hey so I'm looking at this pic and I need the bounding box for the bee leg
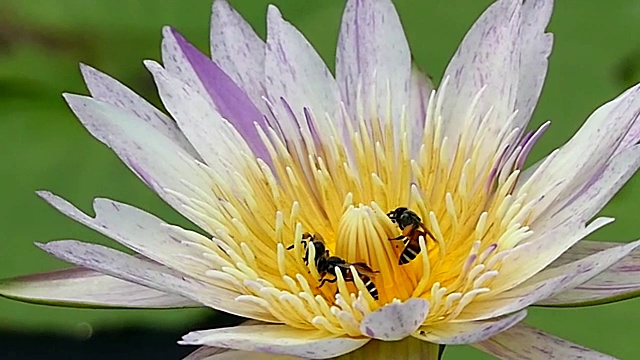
[286,244,295,250]
[389,235,406,241]
[318,277,337,288]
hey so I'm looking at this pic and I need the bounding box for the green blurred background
[1,0,640,358]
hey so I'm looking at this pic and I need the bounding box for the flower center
[175,81,548,335]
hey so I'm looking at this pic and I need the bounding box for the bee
[287,233,379,300]
[387,207,436,265]
[317,256,379,300]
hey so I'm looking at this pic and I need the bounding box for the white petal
[63,94,214,230]
[37,191,212,282]
[38,240,276,322]
[79,64,198,156]
[440,0,519,145]
[539,144,640,233]
[161,27,271,162]
[524,84,640,223]
[0,266,198,308]
[265,6,343,148]
[359,298,429,341]
[489,216,613,294]
[145,60,254,175]
[180,325,369,359]
[460,238,640,321]
[414,310,526,345]
[408,64,434,155]
[537,240,640,306]
[336,0,411,125]
[210,0,266,115]
[473,323,616,359]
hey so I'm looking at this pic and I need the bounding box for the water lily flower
[3,0,640,358]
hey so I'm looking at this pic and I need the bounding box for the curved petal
[37,240,277,322]
[414,310,526,345]
[0,266,199,308]
[180,325,369,360]
[63,94,214,231]
[336,337,440,360]
[161,27,270,162]
[210,0,267,118]
[537,240,640,307]
[79,64,198,156]
[265,6,343,145]
[336,0,411,127]
[145,60,259,174]
[37,191,214,283]
[439,0,552,149]
[460,238,640,321]
[359,298,429,341]
[524,84,640,223]
[408,63,434,155]
[473,323,616,359]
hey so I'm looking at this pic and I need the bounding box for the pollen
[174,79,547,336]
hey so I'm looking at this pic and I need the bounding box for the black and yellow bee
[387,207,436,265]
[288,233,379,300]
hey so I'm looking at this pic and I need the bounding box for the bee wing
[419,223,437,241]
[351,262,379,277]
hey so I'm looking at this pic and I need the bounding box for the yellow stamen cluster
[175,80,541,336]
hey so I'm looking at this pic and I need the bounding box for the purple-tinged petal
[63,94,215,231]
[359,298,429,341]
[473,323,616,359]
[180,325,369,360]
[210,0,267,118]
[524,84,640,223]
[161,27,270,163]
[461,238,640,321]
[439,0,553,152]
[408,64,434,155]
[336,0,411,126]
[79,64,198,157]
[414,310,526,345]
[488,216,613,295]
[146,60,257,176]
[37,240,277,322]
[0,266,199,309]
[545,145,640,231]
[265,6,343,152]
[537,240,640,307]
[37,191,214,284]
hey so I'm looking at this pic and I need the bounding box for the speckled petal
[408,64,434,155]
[336,0,411,125]
[37,191,212,281]
[359,298,429,341]
[461,238,640,321]
[538,240,640,307]
[79,64,198,156]
[473,323,616,359]
[63,94,214,230]
[0,265,198,308]
[210,0,267,118]
[161,27,270,162]
[265,6,343,146]
[180,325,369,360]
[414,310,526,345]
[37,240,276,322]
